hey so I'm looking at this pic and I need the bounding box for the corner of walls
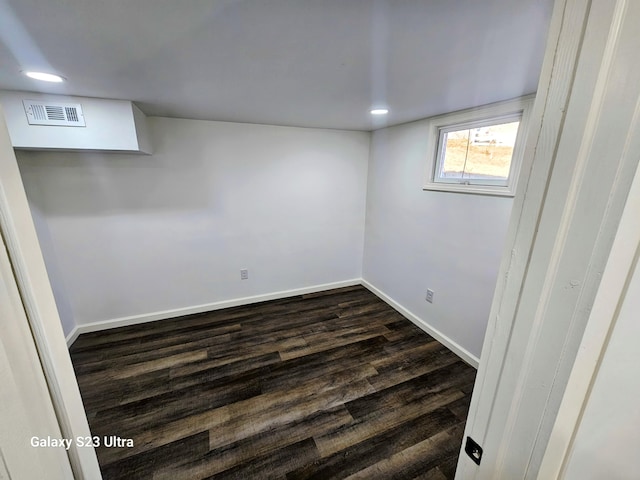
[361,279,479,367]
[20,117,371,338]
[364,124,485,367]
[358,130,374,278]
[21,106,500,367]
[362,119,513,364]
[14,156,78,340]
[65,327,80,348]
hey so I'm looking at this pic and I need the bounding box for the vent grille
[45,105,65,120]
[31,104,47,121]
[65,106,79,122]
[23,100,86,127]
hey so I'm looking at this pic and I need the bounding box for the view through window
[436,120,520,185]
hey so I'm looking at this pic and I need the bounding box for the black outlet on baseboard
[465,436,483,465]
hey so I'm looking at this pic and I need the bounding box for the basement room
[7,0,635,479]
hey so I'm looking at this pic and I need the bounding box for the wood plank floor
[70,286,476,480]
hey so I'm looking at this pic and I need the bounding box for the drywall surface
[0,90,151,153]
[16,117,369,326]
[563,258,640,480]
[363,119,513,358]
[25,202,76,336]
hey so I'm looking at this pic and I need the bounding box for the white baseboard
[68,279,361,345]
[65,326,80,347]
[361,279,480,368]
[67,277,480,369]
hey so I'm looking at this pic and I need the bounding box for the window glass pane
[462,121,520,181]
[438,120,520,185]
[439,129,469,181]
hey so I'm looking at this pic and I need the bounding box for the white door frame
[537,106,640,478]
[0,214,74,479]
[457,0,640,478]
[0,105,102,479]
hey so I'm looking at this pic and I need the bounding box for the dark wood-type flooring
[70,285,476,480]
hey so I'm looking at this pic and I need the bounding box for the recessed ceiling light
[22,71,65,83]
[370,108,389,115]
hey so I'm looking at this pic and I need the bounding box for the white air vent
[23,100,86,127]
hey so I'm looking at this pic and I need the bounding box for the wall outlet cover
[426,289,434,303]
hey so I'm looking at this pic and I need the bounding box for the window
[423,96,533,196]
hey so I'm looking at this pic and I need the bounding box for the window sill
[422,183,515,197]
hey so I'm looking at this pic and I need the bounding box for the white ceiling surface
[0,0,554,131]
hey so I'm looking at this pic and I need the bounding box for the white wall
[562,257,640,480]
[16,111,510,361]
[26,202,76,335]
[362,119,513,360]
[16,117,369,332]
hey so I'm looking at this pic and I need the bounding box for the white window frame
[423,96,534,197]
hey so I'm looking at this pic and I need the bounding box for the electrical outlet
[426,289,434,303]
[240,269,249,280]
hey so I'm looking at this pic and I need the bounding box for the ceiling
[0,0,554,131]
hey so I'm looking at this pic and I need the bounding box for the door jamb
[0,105,102,479]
